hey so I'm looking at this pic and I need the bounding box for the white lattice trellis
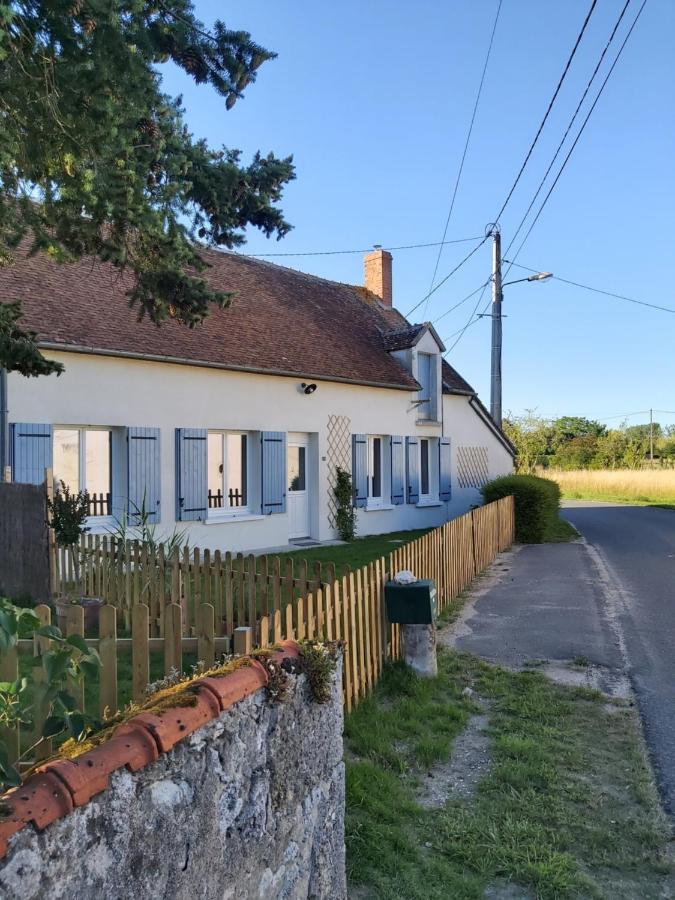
[457,446,490,489]
[326,414,351,527]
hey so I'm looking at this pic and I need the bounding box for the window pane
[371,437,382,498]
[288,445,306,492]
[208,433,224,508]
[54,429,80,493]
[85,430,111,513]
[420,439,429,495]
[85,430,111,495]
[418,354,433,418]
[227,433,247,507]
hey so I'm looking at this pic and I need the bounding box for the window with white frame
[207,432,249,514]
[53,427,112,517]
[419,437,439,501]
[367,435,390,507]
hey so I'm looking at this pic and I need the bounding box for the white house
[1,246,513,552]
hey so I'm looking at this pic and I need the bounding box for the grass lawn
[273,528,431,573]
[345,649,674,899]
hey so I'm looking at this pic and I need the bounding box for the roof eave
[37,342,420,393]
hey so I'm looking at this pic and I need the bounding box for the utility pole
[490,227,503,427]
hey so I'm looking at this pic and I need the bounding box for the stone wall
[0,657,345,900]
[0,482,50,601]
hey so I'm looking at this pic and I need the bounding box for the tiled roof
[0,246,421,390]
[381,324,425,351]
[442,359,475,395]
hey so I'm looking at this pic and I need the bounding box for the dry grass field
[544,468,675,507]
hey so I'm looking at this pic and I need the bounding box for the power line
[405,236,488,317]
[492,0,599,226]
[236,235,483,258]
[442,283,491,353]
[505,0,649,269]
[504,260,675,315]
[502,0,632,263]
[431,278,492,325]
[423,0,503,317]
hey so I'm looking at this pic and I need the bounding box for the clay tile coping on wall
[0,640,301,859]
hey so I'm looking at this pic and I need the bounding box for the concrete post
[401,623,437,678]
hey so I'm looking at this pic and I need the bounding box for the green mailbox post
[384,579,437,625]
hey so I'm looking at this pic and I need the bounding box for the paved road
[561,501,675,815]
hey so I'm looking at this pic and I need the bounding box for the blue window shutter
[175,428,207,521]
[390,435,405,505]
[406,436,419,504]
[128,427,161,524]
[352,434,368,509]
[261,431,286,514]
[439,436,452,501]
[11,423,52,484]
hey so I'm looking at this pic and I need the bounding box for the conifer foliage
[0,1,295,374]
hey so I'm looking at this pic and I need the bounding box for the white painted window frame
[418,436,440,505]
[207,430,252,520]
[53,425,114,524]
[366,434,392,509]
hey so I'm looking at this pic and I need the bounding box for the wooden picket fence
[4,495,514,765]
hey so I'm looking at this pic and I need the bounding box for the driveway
[441,500,675,816]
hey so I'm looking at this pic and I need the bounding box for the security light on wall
[300,382,317,395]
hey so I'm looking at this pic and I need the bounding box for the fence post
[234,626,253,656]
[99,604,118,717]
[45,467,58,599]
[197,602,215,667]
[0,642,19,764]
[132,602,150,701]
[33,604,53,761]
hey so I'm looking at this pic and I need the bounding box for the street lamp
[488,225,552,427]
[502,272,553,287]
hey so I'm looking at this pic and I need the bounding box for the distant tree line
[504,412,675,473]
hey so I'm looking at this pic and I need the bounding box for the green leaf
[43,650,71,683]
[43,714,66,737]
[65,634,90,655]
[37,625,64,641]
[79,659,100,680]
[56,689,77,711]
[66,712,86,741]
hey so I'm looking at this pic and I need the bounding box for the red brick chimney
[364,248,392,306]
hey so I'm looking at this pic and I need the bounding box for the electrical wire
[442,284,491,353]
[236,235,483,258]
[505,0,649,269]
[421,0,598,330]
[492,0,599,226]
[405,236,488,317]
[502,0,632,263]
[431,278,492,325]
[423,0,503,317]
[504,260,675,315]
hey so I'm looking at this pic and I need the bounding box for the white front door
[287,434,310,539]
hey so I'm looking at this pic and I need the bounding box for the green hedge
[481,474,561,543]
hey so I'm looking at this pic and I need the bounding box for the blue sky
[162,1,675,430]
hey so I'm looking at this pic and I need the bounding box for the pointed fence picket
[8,496,514,768]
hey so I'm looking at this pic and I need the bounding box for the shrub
[334,467,356,541]
[481,474,561,543]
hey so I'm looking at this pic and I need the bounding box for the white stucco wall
[8,351,512,552]
[443,393,514,516]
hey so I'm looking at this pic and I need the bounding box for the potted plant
[47,480,102,632]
